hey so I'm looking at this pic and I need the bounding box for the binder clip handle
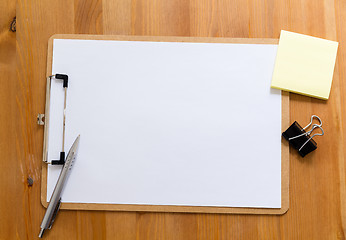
[289,115,324,141]
[303,115,322,130]
[289,124,324,151]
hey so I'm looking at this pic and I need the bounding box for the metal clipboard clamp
[38,74,68,165]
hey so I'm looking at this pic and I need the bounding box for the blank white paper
[47,39,281,208]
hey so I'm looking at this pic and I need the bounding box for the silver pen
[39,135,80,238]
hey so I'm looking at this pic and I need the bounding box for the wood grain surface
[1,0,345,239]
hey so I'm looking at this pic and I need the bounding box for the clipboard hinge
[37,114,45,125]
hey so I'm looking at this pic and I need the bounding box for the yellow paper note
[271,30,338,100]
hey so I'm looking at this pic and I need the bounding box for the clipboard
[40,35,289,215]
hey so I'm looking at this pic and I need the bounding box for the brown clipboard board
[41,35,289,215]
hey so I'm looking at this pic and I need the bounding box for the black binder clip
[282,115,324,157]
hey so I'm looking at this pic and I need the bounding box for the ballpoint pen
[39,135,80,238]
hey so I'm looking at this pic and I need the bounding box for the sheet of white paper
[47,39,281,208]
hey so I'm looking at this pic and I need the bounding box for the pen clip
[48,197,62,229]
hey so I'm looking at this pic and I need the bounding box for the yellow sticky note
[271,30,338,100]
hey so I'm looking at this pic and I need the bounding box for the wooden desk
[1,0,345,239]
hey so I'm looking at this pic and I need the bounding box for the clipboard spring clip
[38,74,69,165]
[282,115,324,157]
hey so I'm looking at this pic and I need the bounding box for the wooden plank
[15,0,75,239]
[0,1,25,239]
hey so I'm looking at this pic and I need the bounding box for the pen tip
[38,228,45,238]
